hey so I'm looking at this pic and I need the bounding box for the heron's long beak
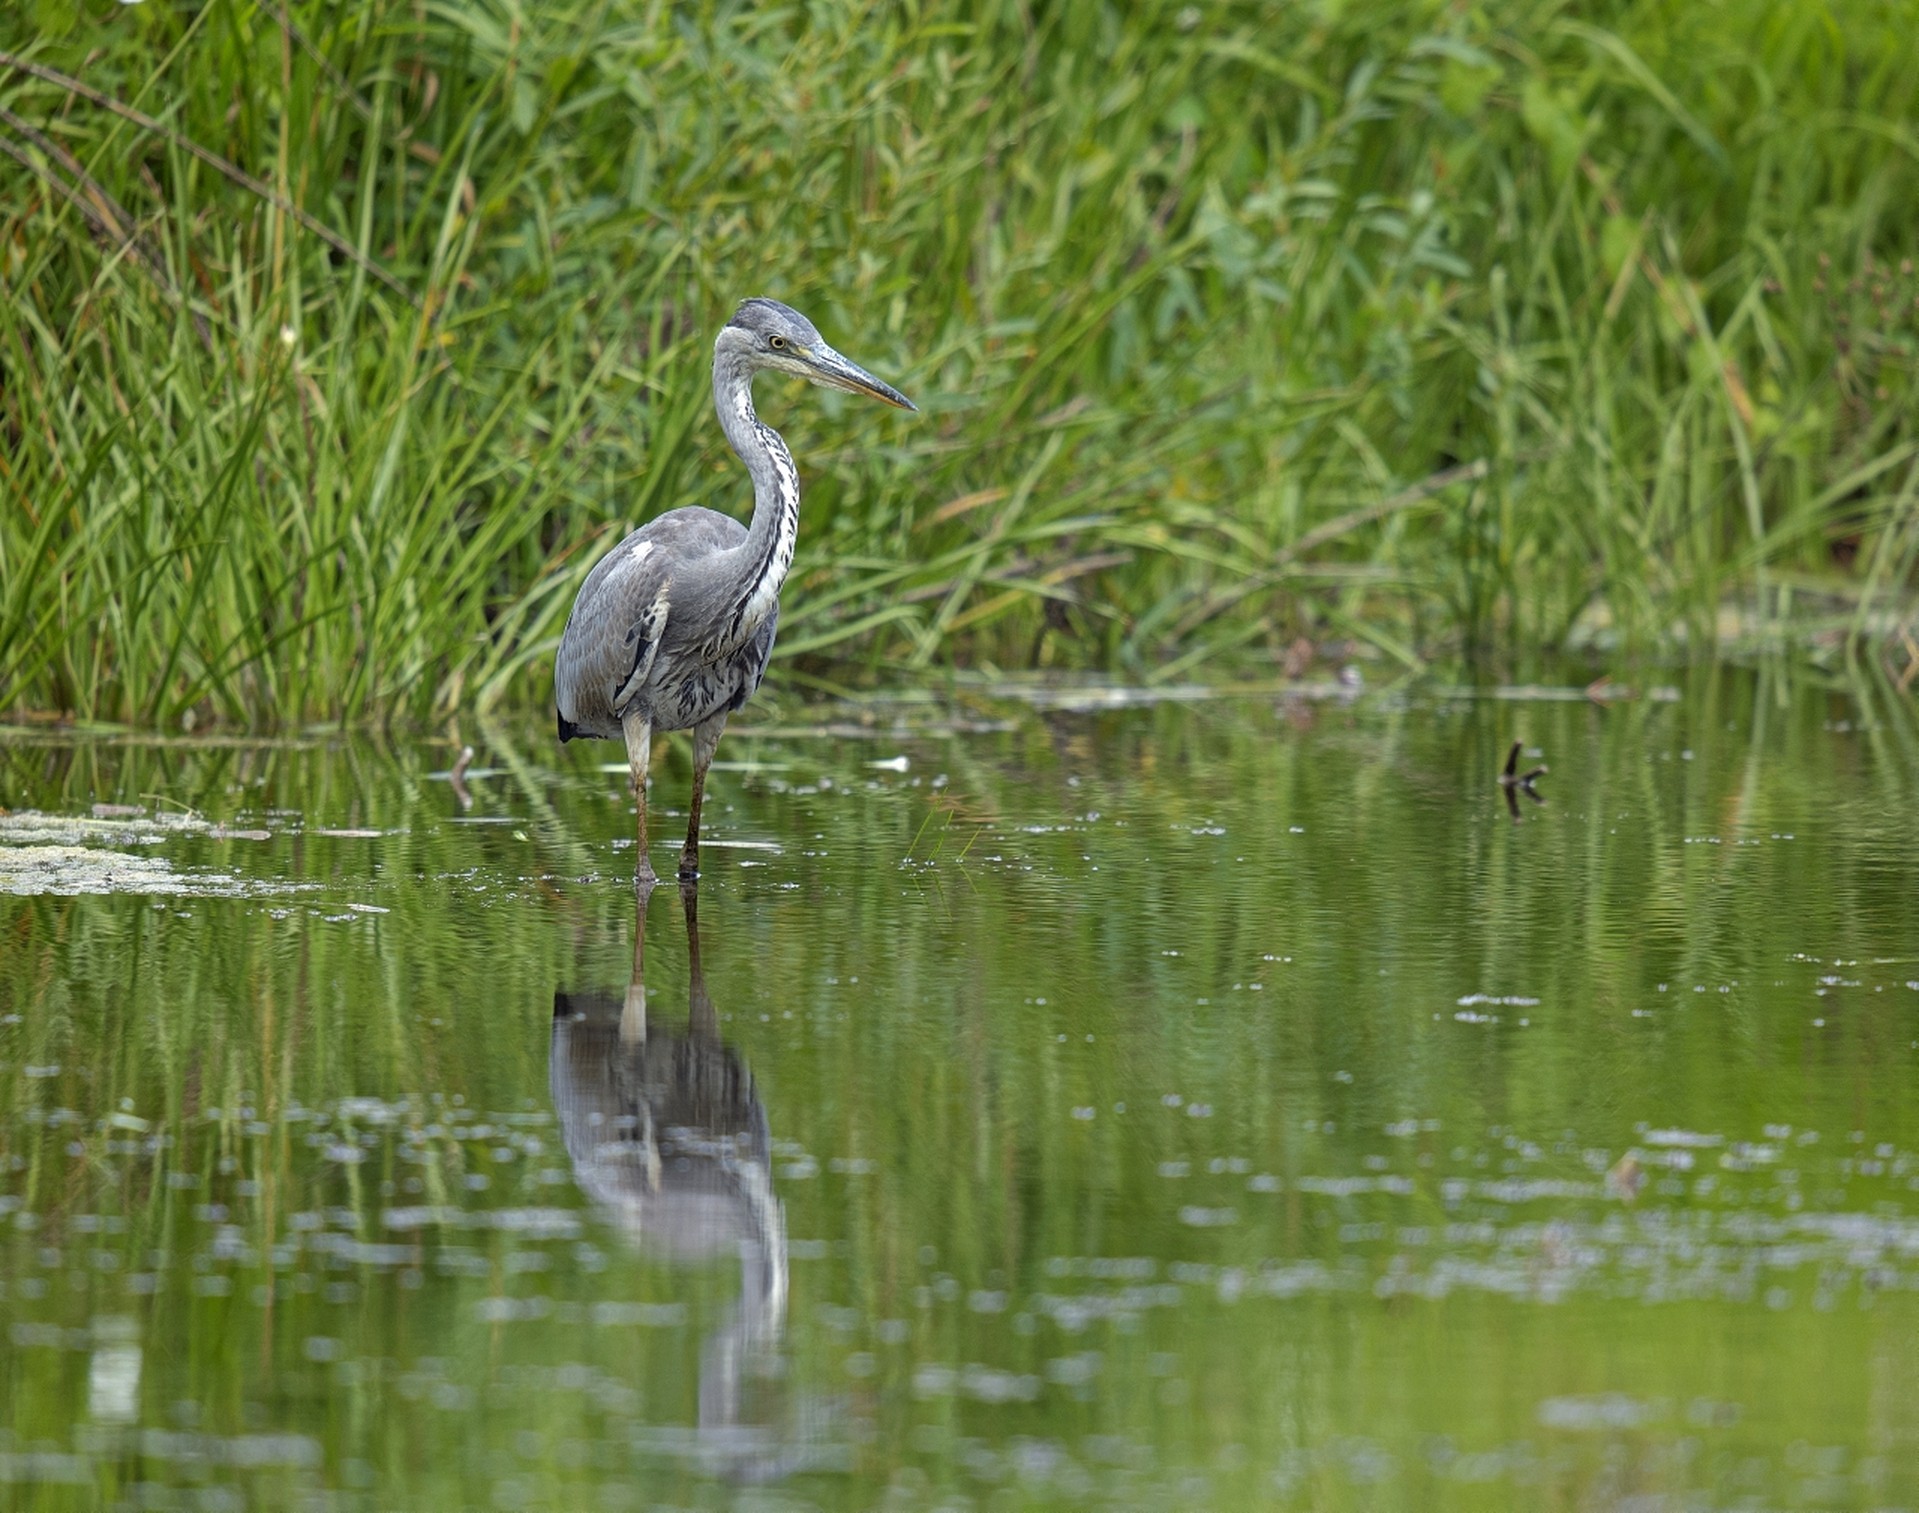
[807,345,917,411]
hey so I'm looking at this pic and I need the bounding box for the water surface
[3,670,1918,1509]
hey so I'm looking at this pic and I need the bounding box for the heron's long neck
[713,356,800,644]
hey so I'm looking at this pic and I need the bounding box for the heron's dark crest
[728,297,820,341]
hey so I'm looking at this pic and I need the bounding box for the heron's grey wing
[555,533,674,735]
[555,510,749,735]
[634,508,754,653]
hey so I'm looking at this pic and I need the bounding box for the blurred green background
[3,0,1918,726]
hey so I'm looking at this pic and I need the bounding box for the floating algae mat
[1,672,1917,1509]
[0,808,312,898]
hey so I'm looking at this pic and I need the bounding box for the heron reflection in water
[550,885,813,1480]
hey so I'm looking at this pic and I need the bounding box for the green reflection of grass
[0,681,1916,1508]
[4,5,1919,725]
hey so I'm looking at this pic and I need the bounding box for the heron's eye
[769,335,786,350]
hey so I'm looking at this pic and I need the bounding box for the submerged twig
[449,744,476,811]
[1498,740,1549,823]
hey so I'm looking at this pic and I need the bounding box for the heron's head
[718,298,917,411]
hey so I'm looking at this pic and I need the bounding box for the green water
[3,670,1918,1511]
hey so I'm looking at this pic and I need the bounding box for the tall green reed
[2,0,1916,726]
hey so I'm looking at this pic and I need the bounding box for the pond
[2,668,1918,1511]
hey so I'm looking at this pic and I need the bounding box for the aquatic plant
[2,0,1916,725]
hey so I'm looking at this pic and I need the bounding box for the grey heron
[555,298,915,887]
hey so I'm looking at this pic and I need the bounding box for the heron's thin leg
[622,710,657,892]
[680,712,729,882]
